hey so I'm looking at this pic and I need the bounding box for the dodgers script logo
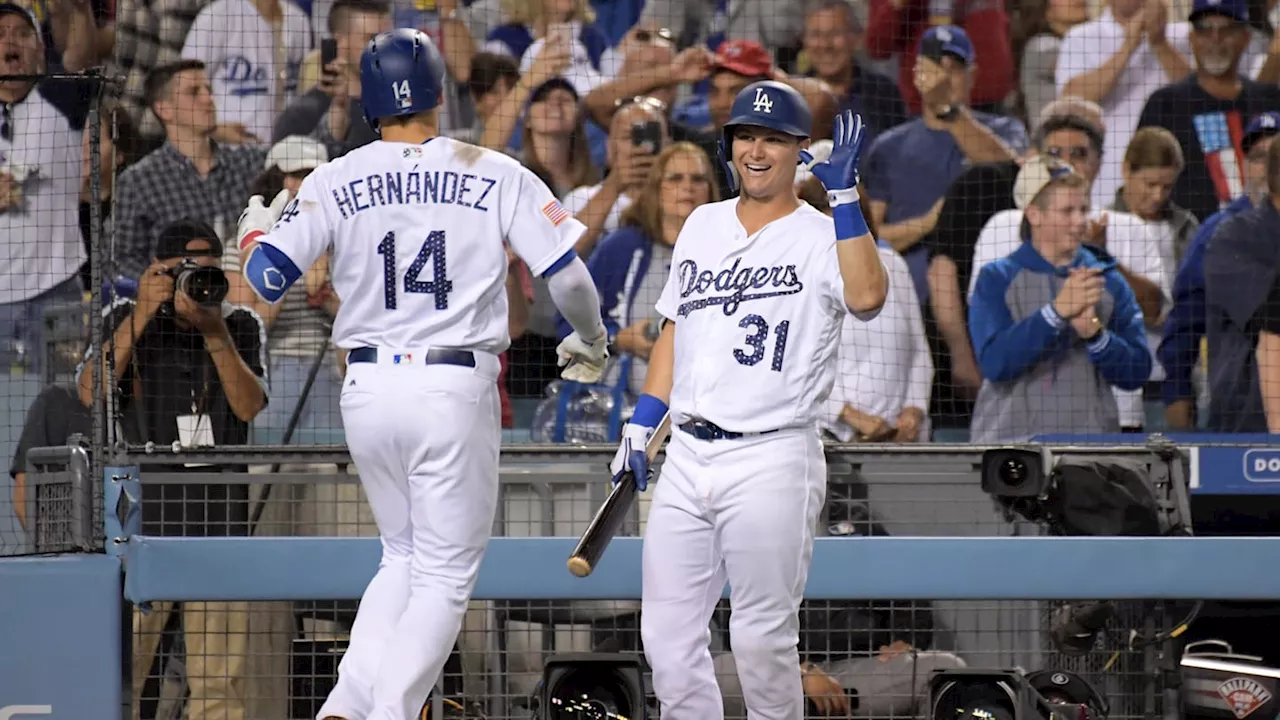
[677,258,803,317]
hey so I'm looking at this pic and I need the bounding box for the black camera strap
[190,348,214,417]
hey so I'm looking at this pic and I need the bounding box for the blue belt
[346,347,476,368]
[678,419,779,442]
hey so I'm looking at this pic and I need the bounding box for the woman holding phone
[484,0,622,95]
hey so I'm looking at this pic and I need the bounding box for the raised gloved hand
[556,331,610,384]
[237,188,291,251]
[609,394,668,491]
[800,110,870,240]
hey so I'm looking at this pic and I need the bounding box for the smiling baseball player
[613,82,888,720]
[235,29,609,720]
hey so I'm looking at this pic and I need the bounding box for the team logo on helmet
[937,27,953,41]
[752,87,773,114]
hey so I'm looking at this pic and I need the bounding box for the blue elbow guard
[244,243,302,303]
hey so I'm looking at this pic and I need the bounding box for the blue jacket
[1157,194,1252,404]
[555,225,658,342]
[967,241,1153,442]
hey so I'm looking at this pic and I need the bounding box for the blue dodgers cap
[918,25,974,65]
[1243,112,1280,154]
[1190,0,1247,23]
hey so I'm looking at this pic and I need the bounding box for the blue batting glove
[610,423,653,491]
[608,394,667,492]
[800,110,870,239]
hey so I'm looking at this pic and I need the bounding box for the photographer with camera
[75,219,266,720]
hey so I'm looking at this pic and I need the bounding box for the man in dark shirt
[799,0,907,149]
[9,384,91,533]
[75,219,267,720]
[1137,0,1280,222]
[1205,139,1280,434]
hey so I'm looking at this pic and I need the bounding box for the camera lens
[177,266,230,306]
[999,458,1029,486]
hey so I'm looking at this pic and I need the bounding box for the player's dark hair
[619,142,719,241]
[468,53,520,101]
[328,0,390,34]
[144,60,207,109]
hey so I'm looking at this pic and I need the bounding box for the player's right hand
[237,188,291,250]
[610,422,654,491]
[556,331,609,383]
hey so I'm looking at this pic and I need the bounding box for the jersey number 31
[378,230,453,311]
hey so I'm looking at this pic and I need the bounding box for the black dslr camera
[169,260,229,307]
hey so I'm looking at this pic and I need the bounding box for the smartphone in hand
[321,38,339,69]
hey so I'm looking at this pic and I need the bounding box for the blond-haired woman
[555,142,718,393]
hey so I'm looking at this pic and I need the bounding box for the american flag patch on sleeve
[542,200,570,227]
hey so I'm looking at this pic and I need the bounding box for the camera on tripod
[979,445,1192,656]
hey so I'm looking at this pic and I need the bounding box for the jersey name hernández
[255,138,584,354]
[654,200,852,434]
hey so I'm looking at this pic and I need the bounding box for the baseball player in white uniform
[612,81,889,720]
[234,30,610,720]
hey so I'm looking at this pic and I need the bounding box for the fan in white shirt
[182,0,313,144]
[825,244,933,442]
[795,173,934,443]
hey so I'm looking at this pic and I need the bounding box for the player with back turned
[234,29,611,720]
[611,83,889,720]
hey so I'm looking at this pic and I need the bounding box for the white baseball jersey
[182,0,312,143]
[655,199,862,433]
[255,137,586,353]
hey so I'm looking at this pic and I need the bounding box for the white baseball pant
[640,426,828,720]
[317,349,501,720]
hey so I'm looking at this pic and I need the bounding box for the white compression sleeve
[545,256,607,341]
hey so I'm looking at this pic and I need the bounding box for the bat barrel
[566,473,638,577]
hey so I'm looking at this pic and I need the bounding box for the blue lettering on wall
[676,258,804,317]
[329,170,500,219]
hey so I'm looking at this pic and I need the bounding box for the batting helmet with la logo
[722,80,813,141]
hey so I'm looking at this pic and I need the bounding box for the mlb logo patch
[542,200,569,227]
[403,147,423,159]
[1219,678,1274,719]
[393,353,413,364]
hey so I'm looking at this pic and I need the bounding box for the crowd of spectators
[4,0,1280,451]
[5,0,1280,712]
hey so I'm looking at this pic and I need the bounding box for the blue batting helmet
[722,80,812,142]
[360,29,446,133]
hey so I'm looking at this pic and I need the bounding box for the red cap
[713,40,773,78]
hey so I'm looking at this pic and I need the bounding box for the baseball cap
[266,135,329,174]
[1243,111,1280,154]
[1189,0,1247,23]
[155,219,223,261]
[918,25,974,65]
[0,2,39,36]
[1013,154,1078,210]
[528,76,579,105]
[713,40,774,78]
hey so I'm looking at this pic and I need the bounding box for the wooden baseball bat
[567,412,672,578]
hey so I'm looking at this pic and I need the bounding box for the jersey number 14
[378,230,453,310]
